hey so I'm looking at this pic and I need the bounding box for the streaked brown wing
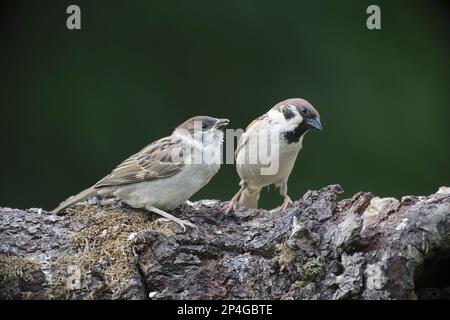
[94,136,184,188]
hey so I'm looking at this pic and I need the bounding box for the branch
[1,185,449,299]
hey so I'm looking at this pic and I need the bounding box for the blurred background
[0,0,448,210]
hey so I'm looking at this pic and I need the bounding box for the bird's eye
[301,108,308,116]
[202,123,209,130]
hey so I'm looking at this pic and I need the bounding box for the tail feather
[238,188,260,209]
[52,187,97,214]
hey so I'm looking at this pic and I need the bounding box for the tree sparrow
[224,98,321,213]
[52,116,229,230]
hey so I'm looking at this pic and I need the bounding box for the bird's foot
[222,187,245,214]
[222,201,239,214]
[147,206,196,232]
[174,219,197,231]
[281,196,293,211]
[155,217,196,232]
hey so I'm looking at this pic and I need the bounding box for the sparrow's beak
[214,118,230,130]
[305,118,322,130]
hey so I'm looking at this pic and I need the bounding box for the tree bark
[1,185,449,300]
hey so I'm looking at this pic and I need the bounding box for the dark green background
[1,1,448,210]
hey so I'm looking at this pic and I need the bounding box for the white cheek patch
[267,108,286,122]
[172,129,224,165]
[173,131,201,149]
[214,130,225,143]
[203,130,219,145]
[267,106,303,132]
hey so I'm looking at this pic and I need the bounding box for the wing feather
[94,137,184,188]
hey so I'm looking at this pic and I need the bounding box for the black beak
[214,118,230,130]
[305,118,322,130]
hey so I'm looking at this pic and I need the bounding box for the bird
[52,116,230,231]
[224,98,321,213]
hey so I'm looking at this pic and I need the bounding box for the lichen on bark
[0,185,449,300]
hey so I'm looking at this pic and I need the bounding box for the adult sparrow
[224,98,321,213]
[52,116,229,230]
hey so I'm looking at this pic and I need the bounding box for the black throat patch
[283,122,309,144]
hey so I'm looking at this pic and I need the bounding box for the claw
[280,195,293,211]
[223,187,245,214]
[222,201,238,214]
[179,219,197,230]
[155,217,171,224]
[147,206,196,232]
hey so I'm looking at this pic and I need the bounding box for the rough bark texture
[1,185,449,300]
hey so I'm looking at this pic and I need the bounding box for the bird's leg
[146,206,196,232]
[279,181,292,211]
[281,195,293,210]
[223,186,245,214]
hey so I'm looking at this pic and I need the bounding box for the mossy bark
[1,185,449,299]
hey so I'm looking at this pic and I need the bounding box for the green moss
[48,206,174,299]
[301,258,323,282]
[278,241,298,272]
[0,255,42,299]
[291,280,305,289]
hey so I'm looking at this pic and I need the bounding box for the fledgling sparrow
[52,116,229,230]
[224,98,321,213]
